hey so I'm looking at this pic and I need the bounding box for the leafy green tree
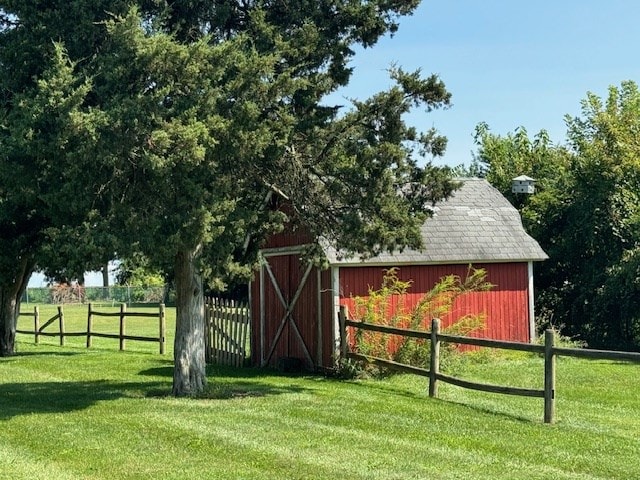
[561,81,640,348]
[114,254,165,287]
[474,81,640,350]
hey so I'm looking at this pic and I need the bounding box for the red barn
[250,178,548,370]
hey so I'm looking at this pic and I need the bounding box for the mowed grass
[2,306,639,479]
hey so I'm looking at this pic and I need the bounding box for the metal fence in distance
[22,285,167,306]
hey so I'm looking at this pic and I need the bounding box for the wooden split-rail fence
[18,303,166,354]
[338,306,640,424]
[204,297,250,367]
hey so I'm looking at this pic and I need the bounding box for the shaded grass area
[1,342,639,479]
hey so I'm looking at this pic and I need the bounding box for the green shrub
[536,327,587,349]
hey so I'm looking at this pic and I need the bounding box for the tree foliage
[474,81,640,350]
[1,1,458,392]
[114,254,165,287]
[0,40,103,353]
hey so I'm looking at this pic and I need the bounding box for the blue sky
[28,2,640,287]
[328,0,640,167]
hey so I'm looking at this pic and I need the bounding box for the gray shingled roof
[326,178,548,266]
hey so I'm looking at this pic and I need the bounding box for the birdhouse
[512,175,536,194]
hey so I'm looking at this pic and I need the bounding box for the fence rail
[338,306,640,424]
[204,297,250,367]
[17,306,65,346]
[18,303,166,354]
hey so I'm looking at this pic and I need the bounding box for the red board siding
[261,228,315,250]
[252,260,532,369]
[338,263,530,343]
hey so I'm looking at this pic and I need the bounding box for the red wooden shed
[250,178,548,370]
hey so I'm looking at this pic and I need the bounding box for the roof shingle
[327,178,548,265]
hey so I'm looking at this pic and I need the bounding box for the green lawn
[2,309,640,479]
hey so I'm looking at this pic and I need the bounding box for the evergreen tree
[1,2,457,393]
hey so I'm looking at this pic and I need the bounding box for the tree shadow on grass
[0,379,167,420]
[1,351,82,360]
[0,375,309,420]
[139,365,310,399]
[145,381,309,400]
[139,364,281,379]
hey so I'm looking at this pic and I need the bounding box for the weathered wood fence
[204,297,250,367]
[18,303,166,354]
[17,306,66,346]
[338,306,640,424]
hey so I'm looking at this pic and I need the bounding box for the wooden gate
[258,246,321,369]
[204,297,250,367]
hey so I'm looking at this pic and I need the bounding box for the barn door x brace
[259,247,315,368]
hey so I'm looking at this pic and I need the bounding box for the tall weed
[351,266,492,371]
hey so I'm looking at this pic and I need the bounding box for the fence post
[203,298,210,362]
[212,298,218,364]
[58,306,65,346]
[120,303,126,351]
[221,298,227,365]
[338,305,348,361]
[86,303,93,348]
[233,300,241,368]
[429,318,441,398]
[34,306,40,345]
[240,300,249,366]
[544,329,556,424]
[159,304,166,355]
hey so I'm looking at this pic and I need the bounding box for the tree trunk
[172,247,207,396]
[0,257,33,357]
[0,288,20,357]
[102,262,109,288]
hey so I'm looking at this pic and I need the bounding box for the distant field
[2,333,639,479]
